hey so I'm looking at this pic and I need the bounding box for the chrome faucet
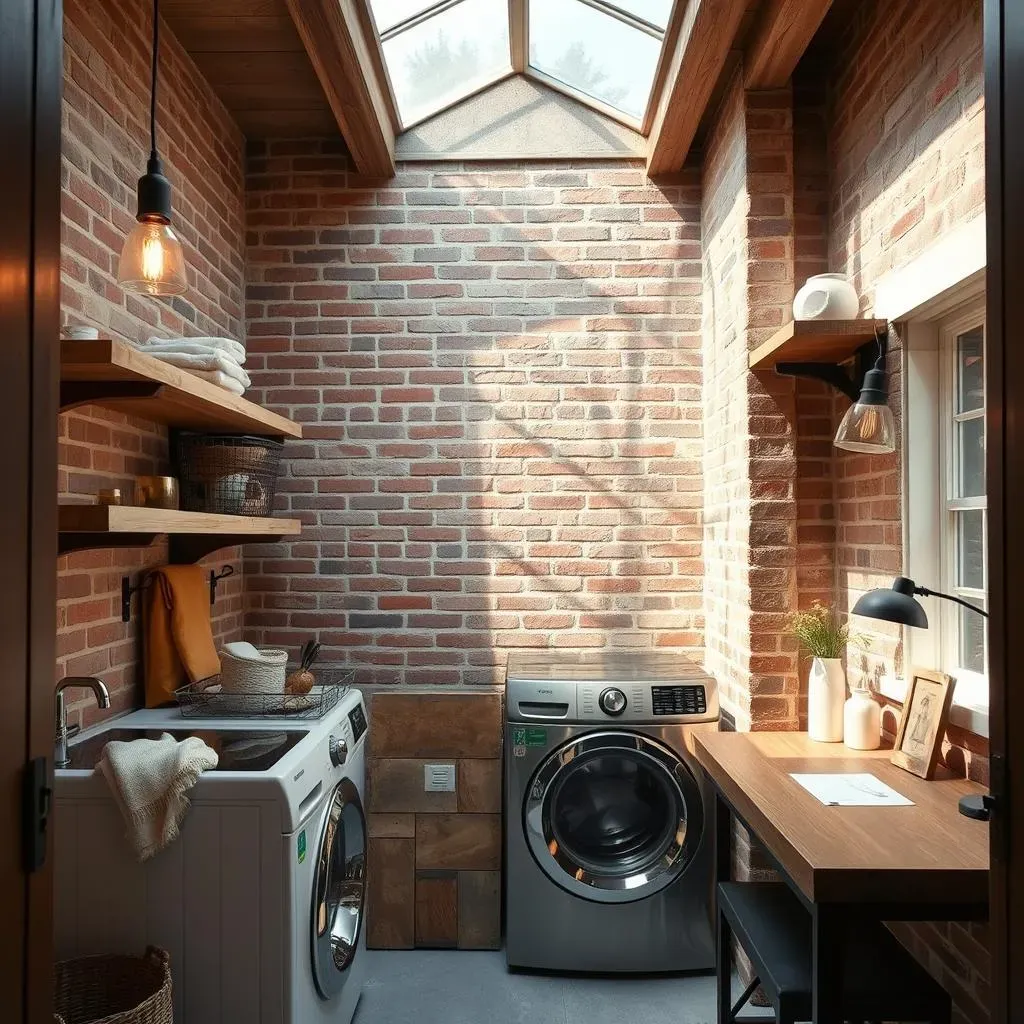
[55,676,111,768]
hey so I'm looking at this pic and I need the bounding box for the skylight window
[366,0,676,130]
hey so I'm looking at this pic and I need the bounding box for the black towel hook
[209,565,235,606]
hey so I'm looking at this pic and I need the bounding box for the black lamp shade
[851,576,929,628]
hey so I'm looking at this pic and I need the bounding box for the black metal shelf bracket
[775,325,889,401]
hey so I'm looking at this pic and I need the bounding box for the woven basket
[54,946,171,1024]
[220,646,288,696]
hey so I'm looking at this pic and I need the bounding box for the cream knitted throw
[99,733,218,862]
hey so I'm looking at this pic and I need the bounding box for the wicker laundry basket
[54,946,171,1024]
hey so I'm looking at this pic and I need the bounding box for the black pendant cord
[150,0,160,161]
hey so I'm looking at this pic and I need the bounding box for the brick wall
[59,0,247,723]
[791,1,989,1019]
[242,147,705,682]
[700,74,800,731]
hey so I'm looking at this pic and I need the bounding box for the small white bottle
[844,685,881,750]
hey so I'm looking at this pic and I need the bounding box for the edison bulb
[118,217,186,296]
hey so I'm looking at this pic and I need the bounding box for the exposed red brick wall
[242,145,704,682]
[700,73,800,731]
[59,0,247,724]
[790,0,988,1019]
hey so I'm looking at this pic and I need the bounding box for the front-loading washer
[505,651,719,973]
[55,686,368,1024]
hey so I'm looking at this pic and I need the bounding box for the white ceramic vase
[843,686,881,750]
[792,273,860,320]
[807,656,846,742]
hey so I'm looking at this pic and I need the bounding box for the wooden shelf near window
[58,504,301,562]
[748,319,888,369]
[60,339,302,439]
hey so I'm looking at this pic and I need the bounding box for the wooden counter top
[694,731,989,907]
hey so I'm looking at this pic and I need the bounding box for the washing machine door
[311,778,366,999]
[523,731,703,904]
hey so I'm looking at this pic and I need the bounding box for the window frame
[364,0,679,131]
[902,289,989,732]
[938,304,988,691]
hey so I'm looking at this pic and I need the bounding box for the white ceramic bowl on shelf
[793,273,860,320]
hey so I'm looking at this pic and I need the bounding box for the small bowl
[134,475,180,510]
[63,325,100,341]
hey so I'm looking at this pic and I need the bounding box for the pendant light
[117,0,186,296]
[832,352,896,454]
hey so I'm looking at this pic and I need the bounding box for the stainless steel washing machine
[505,652,719,973]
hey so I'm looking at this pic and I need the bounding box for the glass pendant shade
[118,216,186,296]
[833,400,896,453]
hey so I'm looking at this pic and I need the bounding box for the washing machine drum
[523,731,704,904]
[311,778,366,999]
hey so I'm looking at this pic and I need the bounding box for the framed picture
[890,668,956,780]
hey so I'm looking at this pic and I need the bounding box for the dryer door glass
[311,778,366,999]
[524,731,702,904]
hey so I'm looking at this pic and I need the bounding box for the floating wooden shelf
[58,504,301,562]
[60,339,302,439]
[748,319,888,369]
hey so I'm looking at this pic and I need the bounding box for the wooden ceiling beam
[646,0,748,179]
[285,0,396,177]
[744,0,832,89]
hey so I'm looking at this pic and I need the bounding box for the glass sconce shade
[118,216,186,296]
[833,399,896,454]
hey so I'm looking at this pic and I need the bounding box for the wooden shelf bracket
[775,325,888,400]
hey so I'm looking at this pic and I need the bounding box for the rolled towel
[99,733,218,861]
[141,335,247,363]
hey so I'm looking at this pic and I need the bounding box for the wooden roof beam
[646,0,748,178]
[744,0,833,88]
[285,0,396,177]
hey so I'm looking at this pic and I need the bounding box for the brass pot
[134,475,180,510]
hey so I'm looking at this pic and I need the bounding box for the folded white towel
[99,733,218,861]
[222,641,264,661]
[142,335,247,363]
[143,350,251,387]
[191,369,246,396]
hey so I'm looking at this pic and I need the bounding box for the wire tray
[174,666,355,720]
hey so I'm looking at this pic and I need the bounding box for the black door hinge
[23,756,51,872]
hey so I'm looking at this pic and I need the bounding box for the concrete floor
[355,948,771,1024]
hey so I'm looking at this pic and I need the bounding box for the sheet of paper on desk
[789,773,915,807]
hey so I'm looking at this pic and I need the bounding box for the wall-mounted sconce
[776,326,896,455]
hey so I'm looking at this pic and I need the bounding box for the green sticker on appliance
[297,829,307,864]
[512,726,547,747]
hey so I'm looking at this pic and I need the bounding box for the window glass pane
[956,416,985,498]
[958,603,987,675]
[382,0,511,125]
[369,0,444,33]
[957,326,985,414]
[529,0,662,120]
[956,509,985,590]
[603,0,674,29]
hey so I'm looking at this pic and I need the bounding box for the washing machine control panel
[348,702,368,743]
[651,685,707,716]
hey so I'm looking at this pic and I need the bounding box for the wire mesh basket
[173,432,284,517]
[174,666,355,720]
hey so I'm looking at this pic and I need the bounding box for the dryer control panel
[652,685,707,716]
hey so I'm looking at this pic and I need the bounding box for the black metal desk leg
[812,903,844,1024]
[715,793,732,1024]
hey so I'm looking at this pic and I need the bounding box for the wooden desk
[693,731,989,1024]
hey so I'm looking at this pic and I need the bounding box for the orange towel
[144,566,221,708]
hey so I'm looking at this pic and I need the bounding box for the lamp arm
[914,585,989,619]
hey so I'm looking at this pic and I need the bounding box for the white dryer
[54,688,368,1024]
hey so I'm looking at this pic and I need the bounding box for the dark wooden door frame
[0,0,61,1021]
[986,0,1023,1020]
